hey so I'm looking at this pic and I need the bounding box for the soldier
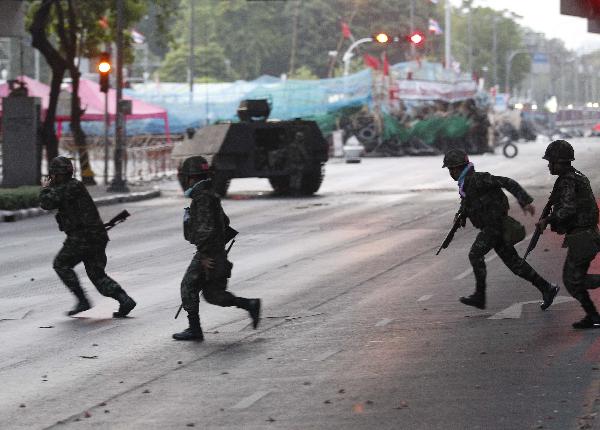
[443,149,559,310]
[39,156,136,317]
[537,140,600,329]
[287,131,310,195]
[173,156,261,341]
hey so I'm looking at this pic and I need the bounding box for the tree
[27,0,172,183]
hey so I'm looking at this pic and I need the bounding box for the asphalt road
[2,137,600,430]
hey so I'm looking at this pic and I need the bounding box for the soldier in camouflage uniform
[537,140,600,329]
[443,149,559,310]
[287,131,310,195]
[39,156,136,317]
[173,156,261,341]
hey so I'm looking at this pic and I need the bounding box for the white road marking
[313,350,340,362]
[417,295,433,302]
[231,390,271,410]
[453,233,534,281]
[375,318,393,327]
[488,296,576,319]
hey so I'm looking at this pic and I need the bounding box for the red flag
[363,54,380,70]
[98,16,109,29]
[383,52,390,76]
[341,21,352,39]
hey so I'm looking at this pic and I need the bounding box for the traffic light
[408,32,425,47]
[373,32,391,44]
[98,51,111,93]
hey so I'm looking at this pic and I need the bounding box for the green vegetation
[158,0,533,89]
[0,186,42,211]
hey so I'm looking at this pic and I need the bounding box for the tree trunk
[29,0,67,164]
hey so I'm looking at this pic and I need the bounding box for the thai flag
[428,18,443,35]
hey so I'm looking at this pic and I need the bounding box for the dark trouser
[180,251,237,315]
[563,249,600,315]
[53,236,123,297]
[469,229,550,294]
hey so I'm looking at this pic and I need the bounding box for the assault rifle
[436,208,464,255]
[175,237,237,319]
[523,197,553,261]
[104,210,130,231]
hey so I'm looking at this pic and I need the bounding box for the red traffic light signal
[408,32,425,46]
[98,51,111,93]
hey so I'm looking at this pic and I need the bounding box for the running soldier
[537,140,600,329]
[39,156,136,317]
[442,149,559,310]
[173,156,261,341]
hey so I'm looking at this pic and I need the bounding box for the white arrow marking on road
[375,318,393,327]
[488,296,575,319]
[313,350,341,362]
[417,295,433,302]
[232,390,271,410]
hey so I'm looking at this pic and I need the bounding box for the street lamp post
[505,49,529,95]
[342,37,373,76]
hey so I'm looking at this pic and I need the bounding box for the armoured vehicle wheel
[213,173,231,197]
[268,176,290,195]
[300,164,324,195]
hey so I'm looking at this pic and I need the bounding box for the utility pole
[188,0,194,104]
[467,7,473,74]
[109,0,128,192]
[444,0,451,69]
[492,16,497,87]
[409,0,415,59]
[288,0,300,76]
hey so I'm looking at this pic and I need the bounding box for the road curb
[0,188,161,222]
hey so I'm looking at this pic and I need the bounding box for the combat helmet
[48,156,74,176]
[179,156,212,178]
[543,140,575,162]
[442,149,469,168]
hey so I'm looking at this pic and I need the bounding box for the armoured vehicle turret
[172,99,329,197]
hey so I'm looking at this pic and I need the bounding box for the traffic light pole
[109,0,128,192]
[103,90,109,184]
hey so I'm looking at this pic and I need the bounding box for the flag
[131,29,146,44]
[98,16,109,29]
[428,18,443,35]
[382,52,390,76]
[363,54,380,70]
[341,21,352,39]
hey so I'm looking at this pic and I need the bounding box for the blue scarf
[457,162,474,198]
[184,179,212,198]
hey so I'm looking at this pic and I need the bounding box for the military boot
[235,297,261,329]
[459,291,486,310]
[112,289,136,318]
[66,288,91,316]
[540,284,560,311]
[173,314,204,341]
[573,295,600,329]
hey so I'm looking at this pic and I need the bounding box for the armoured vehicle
[172,99,329,197]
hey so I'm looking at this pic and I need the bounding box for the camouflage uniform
[174,158,260,341]
[39,173,135,317]
[548,167,600,316]
[287,132,309,194]
[462,172,554,300]
[181,179,237,314]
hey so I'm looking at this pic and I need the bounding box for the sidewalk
[0,182,162,222]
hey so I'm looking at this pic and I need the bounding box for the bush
[0,186,42,210]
